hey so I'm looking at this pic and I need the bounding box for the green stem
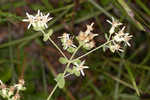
[72,40,113,62]
[48,37,68,60]
[41,30,68,60]
[63,44,82,76]
[46,84,58,100]
[47,45,82,100]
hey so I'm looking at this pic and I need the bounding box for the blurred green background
[0,0,150,100]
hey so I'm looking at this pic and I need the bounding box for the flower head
[85,22,94,34]
[77,23,98,42]
[59,33,76,50]
[74,60,89,76]
[84,40,95,50]
[107,17,122,34]
[123,33,133,46]
[113,26,133,46]
[22,13,35,29]
[109,43,124,53]
[23,10,52,31]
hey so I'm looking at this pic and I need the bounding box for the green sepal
[67,47,76,53]
[72,59,81,65]
[73,67,80,77]
[66,68,74,74]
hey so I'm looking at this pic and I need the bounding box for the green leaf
[59,57,68,64]
[55,73,65,88]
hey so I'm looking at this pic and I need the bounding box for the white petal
[37,10,40,16]
[72,44,76,48]
[80,70,85,76]
[74,62,79,67]
[26,12,30,18]
[27,23,31,29]
[48,17,53,21]
[111,17,115,22]
[126,42,131,47]
[40,12,43,17]
[106,20,112,24]
[83,66,89,69]
[22,19,29,22]
[44,23,48,28]
[46,13,50,17]
[81,60,85,66]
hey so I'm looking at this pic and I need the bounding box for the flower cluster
[105,17,133,53]
[22,10,134,99]
[74,60,89,76]
[77,23,98,50]
[64,60,89,77]
[22,10,52,31]
[59,33,76,52]
[0,79,26,100]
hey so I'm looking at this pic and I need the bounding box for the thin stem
[47,44,82,100]
[48,37,68,60]
[63,44,82,76]
[108,33,112,41]
[47,84,58,100]
[41,30,68,60]
[72,40,113,62]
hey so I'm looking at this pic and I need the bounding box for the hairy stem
[41,30,68,60]
[47,45,82,100]
[46,84,58,100]
[48,37,68,60]
[72,40,113,62]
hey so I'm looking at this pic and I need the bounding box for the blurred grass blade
[41,0,53,10]
[117,0,145,31]
[0,33,41,48]
[88,0,112,18]
[135,0,150,16]
[125,62,140,96]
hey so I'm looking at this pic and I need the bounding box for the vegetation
[0,0,150,100]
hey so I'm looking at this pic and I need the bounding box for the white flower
[123,33,133,46]
[107,17,122,28]
[107,17,122,34]
[22,13,35,29]
[74,60,89,76]
[22,10,52,30]
[59,33,76,50]
[113,33,124,42]
[84,40,95,49]
[58,33,70,43]
[113,26,132,46]
[109,43,124,53]
[85,22,94,34]
[64,39,76,50]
